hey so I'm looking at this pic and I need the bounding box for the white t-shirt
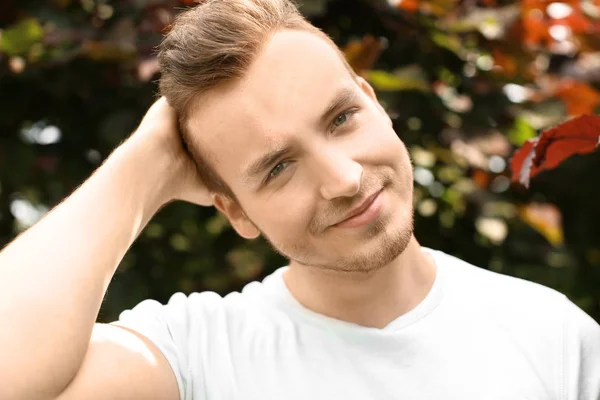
[114,248,600,400]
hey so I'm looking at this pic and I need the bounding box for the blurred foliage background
[1,0,599,323]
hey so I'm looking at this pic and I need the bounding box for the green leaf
[507,117,537,146]
[441,5,519,37]
[0,18,44,56]
[364,68,429,92]
[430,31,463,55]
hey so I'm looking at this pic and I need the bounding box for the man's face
[187,29,415,273]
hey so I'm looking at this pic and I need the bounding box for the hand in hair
[133,97,214,207]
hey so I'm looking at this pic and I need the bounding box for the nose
[314,149,363,200]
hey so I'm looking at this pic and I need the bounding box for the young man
[1,0,598,399]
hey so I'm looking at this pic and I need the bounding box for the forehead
[186,29,356,183]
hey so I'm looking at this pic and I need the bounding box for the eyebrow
[319,86,360,126]
[241,86,360,186]
[241,145,292,186]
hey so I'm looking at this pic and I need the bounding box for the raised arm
[0,98,211,400]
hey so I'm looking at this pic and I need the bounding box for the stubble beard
[258,207,415,275]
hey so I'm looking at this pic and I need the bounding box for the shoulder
[429,249,600,398]
[428,248,572,352]
[118,269,286,334]
[428,248,569,314]
[112,268,288,399]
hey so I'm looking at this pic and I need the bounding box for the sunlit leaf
[519,203,564,246]
[510,114,600,186]
[0,18,44,56]
[342,35,384,74]
[430,31,463,55]
[392,0,420,13]
[508,116,537,146]
[554,80,600,116]
[442,5,519,37]
[364,68,429,92]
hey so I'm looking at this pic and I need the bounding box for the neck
[284,236,436,329]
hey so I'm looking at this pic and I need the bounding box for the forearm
[0,132,174,400]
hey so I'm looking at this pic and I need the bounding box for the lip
[333,189,384,229]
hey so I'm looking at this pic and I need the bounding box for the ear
[357,76,392,125]
[212,193,260,239]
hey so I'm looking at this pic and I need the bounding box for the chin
[265,194,414,274]
[323,211,414,274]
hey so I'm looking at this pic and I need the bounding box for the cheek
[358,116,406,165]
[374,116,410,162]
[254,190,315,234]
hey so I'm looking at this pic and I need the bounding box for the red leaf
[554,80,600,116]
[510,138,538,187]
[395,0,420,12]
[342,35,384,75]
[511,114,600,187]
[472,169,493,189]
[522,13,550,47]
[533,114,600,168]
[491,49,518,78]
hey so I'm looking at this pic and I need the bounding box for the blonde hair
[158,0,355,199]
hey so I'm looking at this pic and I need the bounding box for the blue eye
[333,112,349,127]
[266,161,289,182]
[331,108,358,132]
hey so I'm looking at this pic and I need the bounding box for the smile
[332,189,384,229]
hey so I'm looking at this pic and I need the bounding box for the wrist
[112,131,180,216]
